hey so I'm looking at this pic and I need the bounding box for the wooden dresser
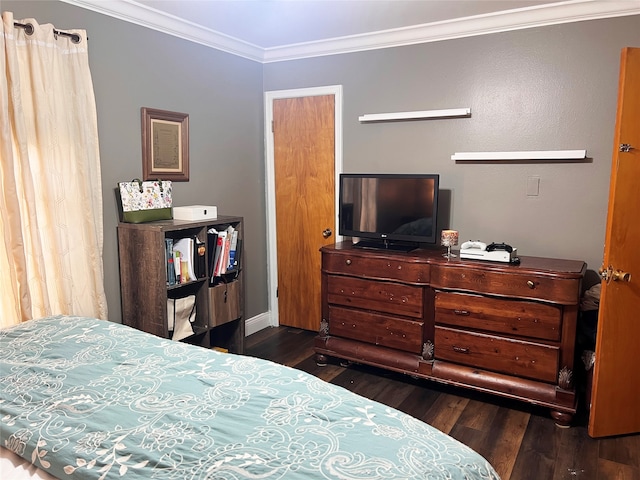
[315,242,586,426]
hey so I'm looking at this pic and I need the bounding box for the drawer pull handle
[453,346,469,354]
[345,259,352,265]
[454,309,470,316]
[526,280,535,289]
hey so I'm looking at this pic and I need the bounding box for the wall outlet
[527,176,540,196]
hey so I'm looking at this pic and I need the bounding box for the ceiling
[62,0,640,62]
[132,0,553,48]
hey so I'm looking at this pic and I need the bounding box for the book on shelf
[227,238,242,273]
[220,228,233,275]
[165,238,176,286]
[227,229,239,272]
[207,228,219,277]
[212,230,227,279]
[194,237,206,279]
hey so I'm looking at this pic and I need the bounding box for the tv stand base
[353,239,418,252]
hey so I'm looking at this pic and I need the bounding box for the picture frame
[141,107,189,181]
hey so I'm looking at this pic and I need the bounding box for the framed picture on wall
[141,107,189,181]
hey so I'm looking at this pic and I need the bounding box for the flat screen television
[339,173,440,251]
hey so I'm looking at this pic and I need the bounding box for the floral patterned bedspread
[1,316,500,479]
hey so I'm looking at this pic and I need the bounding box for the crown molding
[60,0,640,64]
[59,0,264,62]
[263,1,640,62]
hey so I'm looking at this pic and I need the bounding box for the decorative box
[173,205,218,221]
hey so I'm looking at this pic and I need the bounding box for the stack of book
[207,225,241,284]
[164,236,206,286]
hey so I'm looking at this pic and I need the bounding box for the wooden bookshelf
[117,215,244,353]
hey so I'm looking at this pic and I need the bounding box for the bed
[1,315,500,479]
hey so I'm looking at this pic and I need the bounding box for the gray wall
[265,16,640,284]
[6,0,640,324]
[6,1,267,323]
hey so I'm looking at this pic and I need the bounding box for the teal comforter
[1,316,500,479]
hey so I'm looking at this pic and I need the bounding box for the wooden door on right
[589,47,640,438]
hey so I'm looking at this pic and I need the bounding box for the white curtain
[0,12,107,327]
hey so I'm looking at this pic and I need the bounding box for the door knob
[599,265,632,283]
[612,269,631,282]
[322,228,332,238]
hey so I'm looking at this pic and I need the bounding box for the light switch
[527,176,540,196]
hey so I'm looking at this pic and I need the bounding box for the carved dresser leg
[550,410,573,428]
[315,353,327,367]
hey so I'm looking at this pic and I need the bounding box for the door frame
[263,85,344,328]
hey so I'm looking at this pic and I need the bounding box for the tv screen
[339,173,439,251]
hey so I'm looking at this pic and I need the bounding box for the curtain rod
[14,21,82,44]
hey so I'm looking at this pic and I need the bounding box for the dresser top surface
[323,242,586,277]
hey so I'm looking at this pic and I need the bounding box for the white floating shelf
[359,108,471,123]
[451,150,587,161]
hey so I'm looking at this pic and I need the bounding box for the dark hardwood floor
[246,326,640,480]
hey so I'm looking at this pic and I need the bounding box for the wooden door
[273,95,336,330]
[589,47,640,438]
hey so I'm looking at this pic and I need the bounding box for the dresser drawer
[435,326,559,383]
[323,252,429,283]
[329,306,423,353]
[327,275,423,318]
[435,292,562,341]
[431,265,580,304]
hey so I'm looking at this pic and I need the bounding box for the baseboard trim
[245,311,273,336]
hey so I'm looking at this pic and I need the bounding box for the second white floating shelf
[359,108,471,122]
[451,150,587,161]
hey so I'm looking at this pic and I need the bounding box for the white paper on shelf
[173,237,196,282]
